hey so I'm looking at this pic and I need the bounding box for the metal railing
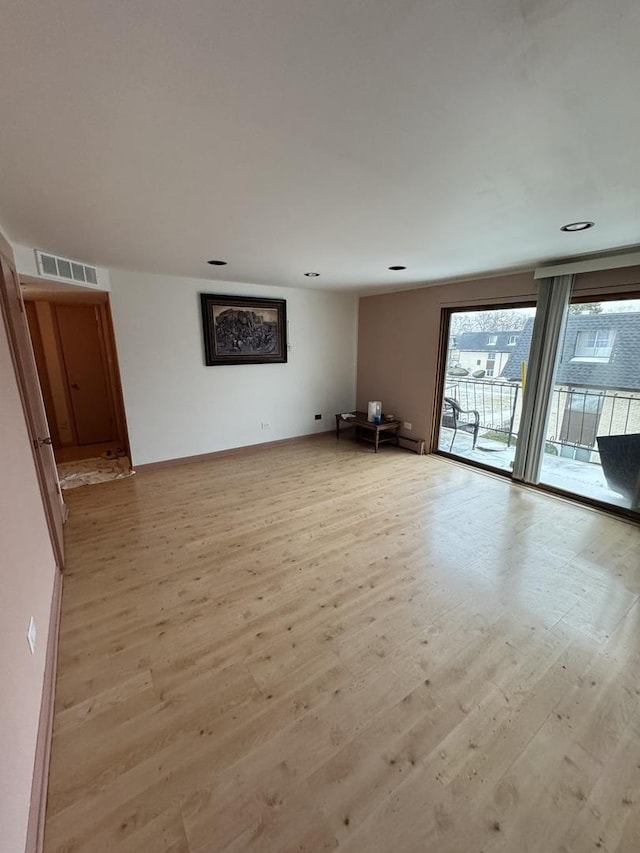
[444,379,520,446]
[444,378,640,460]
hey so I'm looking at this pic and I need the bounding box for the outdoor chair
[442,397,481,452]
[596,433,640,509]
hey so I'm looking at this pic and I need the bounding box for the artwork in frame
[200,293,288,366]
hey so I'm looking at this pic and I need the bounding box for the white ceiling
[1,0,639,292]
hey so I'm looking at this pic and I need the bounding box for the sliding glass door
[539,296,640,513]
[438,291,640,520]
[438,305,536,473]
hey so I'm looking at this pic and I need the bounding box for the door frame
[434,289,640,522]
[0,234,65,567]
[22,287,131,460]
[430,300,538,466]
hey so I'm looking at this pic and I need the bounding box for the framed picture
[200,293,288,366]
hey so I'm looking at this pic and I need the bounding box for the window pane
[540,297,640,514]
[573,328,616,361]
[439,305,536,474]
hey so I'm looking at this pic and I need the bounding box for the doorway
[0,245,65,566]
[438,304,536,474]
[436,287,640,520]
[538,294,640,511]
[21,284,130,466]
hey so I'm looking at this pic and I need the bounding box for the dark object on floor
[102,448,126,459]
[596,433,640,509]
[442,397,480,452]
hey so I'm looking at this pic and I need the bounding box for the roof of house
[501,312,640,391]
[452,331,520,353]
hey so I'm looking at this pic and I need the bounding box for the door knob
[34,436,53,447]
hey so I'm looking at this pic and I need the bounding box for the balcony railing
[444,377,640,462]
[444,379,520,447]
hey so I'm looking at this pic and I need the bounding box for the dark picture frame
[200,293,288,366]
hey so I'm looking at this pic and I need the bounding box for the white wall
[109,271,358,465]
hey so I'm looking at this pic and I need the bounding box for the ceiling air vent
[35,250,99,286]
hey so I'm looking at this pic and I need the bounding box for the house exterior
[502,312,640,460]
[449,331,520,378]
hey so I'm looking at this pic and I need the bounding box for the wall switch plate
[261,422,271,430]
[403,422,412,430]
[27,617,36,655]
[314,414,322,420]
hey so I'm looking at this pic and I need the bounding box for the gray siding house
[502,313,640,457]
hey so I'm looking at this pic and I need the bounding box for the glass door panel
[439,305,536,473]
[539,297,640,514]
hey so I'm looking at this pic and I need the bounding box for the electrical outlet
[314,414,322,420]
[403,422,412,430]
[27,617,36,655]
[261,422,271,430]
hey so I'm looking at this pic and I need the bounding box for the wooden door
[25,300,61,448]
[0,249,65,567]
[55,304,116,445]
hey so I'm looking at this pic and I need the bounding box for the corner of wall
[0,234,61,853]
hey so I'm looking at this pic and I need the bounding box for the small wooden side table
[335,411,401,452]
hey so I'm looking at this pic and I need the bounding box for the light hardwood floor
[44,436,640,853]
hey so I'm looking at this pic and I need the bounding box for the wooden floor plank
[44,437,640,852]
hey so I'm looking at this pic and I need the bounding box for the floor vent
[35,250,99,286]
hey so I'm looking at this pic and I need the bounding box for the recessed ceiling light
[388,265,407,271]
[207,259,227,265]
[560,221,595,232]
[304,272,320,277]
